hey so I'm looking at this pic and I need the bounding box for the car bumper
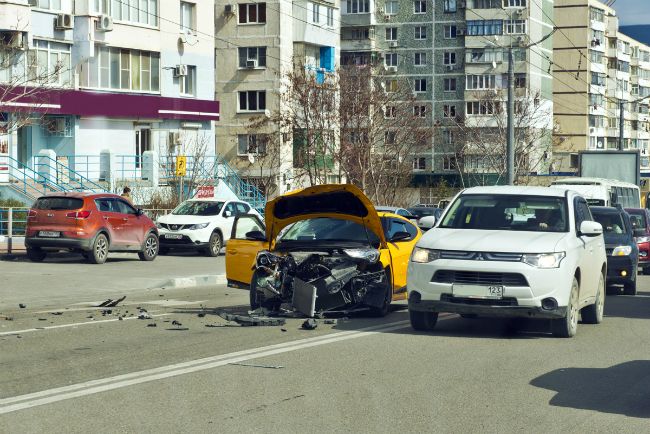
[606,255,635,283]
[637,242,649,266]
[408,296,567,319]
[158,229,210,248]
[25,236,93,251]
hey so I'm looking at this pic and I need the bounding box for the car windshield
[627,212,646,230]
[409,208,435,216]
[278,218,380,246]
[172,201,224,216]
[440,194,569,232]
[592,211,626,234]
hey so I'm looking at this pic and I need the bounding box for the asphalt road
[1,260,650,433]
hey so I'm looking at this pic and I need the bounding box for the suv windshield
[278,218,379,246]
[440,194,569,232]
[172,201,224,216]
[34,197,83,210]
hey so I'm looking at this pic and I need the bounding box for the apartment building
[215,0,340,195]
[339,0,554,188]
[553,0,650,172]
[0,0,217,183]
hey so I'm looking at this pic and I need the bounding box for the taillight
[66,210,92,219]
[27,209,37,219]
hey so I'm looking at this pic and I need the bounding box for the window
[444,0,456,12]
[589,6,604,22]
[466,74,498,90]
[444,25,457,39]
[466,101,501,115]
[472,0,500,7]
[311,3,320,23]
[327,7,334,26]
[504,0,526,6]
[414,52,427,66]
[414,105,426,117]
[346,0,369,13]
[238,47,267,68]
[109,0,158,26]
[29,0,62,10]
[413,157,426,170]
[443,78,456,92]
[28,40,72,87]
[385,79,398,92]
[414,78,427,92]
[591,72,606,86]
[589,115,605,128]
[443,130,454,145]
[443,52,456,65]
[590,50,603,64]
[180,2,195,32]
[180,65,196,96]
[233,216,264,239]
[385,53,398,67]
[443,156,457,171]
[467,20,503,36]
[414,26,427,40]
[504,19,526,34]
[466,49,504,63]
[589,93,604,107]
[385,0,398,14]
[414,0,426,13]
[238,3,266,23]
[385,131,396,144]
[238,134,267,155]
[81,47,160,92]
[238,90,266,111]
[443,104,456,118]
[384,105,396,118]
[386,27,397,41]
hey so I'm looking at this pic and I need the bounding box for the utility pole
[618,99,625,151]
[506,47,515,185]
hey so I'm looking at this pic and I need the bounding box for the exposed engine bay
[252,249,390,317]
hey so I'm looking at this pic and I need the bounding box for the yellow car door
[225,215,267,288]
[384,216,421,300]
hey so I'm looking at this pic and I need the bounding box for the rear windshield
[628,212,646,230]
[33,197,83,210]
[592,211,627,234]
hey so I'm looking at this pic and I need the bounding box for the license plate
[453,284,504,299]
[38,231,60,238]
[164,234,183,239]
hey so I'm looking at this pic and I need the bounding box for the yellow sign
[175,156,187,177]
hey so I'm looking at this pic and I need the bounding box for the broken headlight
[343,248,380,264]
[256,250,280,267]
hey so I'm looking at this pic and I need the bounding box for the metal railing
[4,156,63,200]
[32,155,105,192]
[0,207,28,253]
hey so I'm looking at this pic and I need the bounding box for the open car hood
[265,184,386,246]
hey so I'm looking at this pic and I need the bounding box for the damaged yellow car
[225,184,421,317]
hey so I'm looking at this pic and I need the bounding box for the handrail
[4,156,64,198]
[33,155,105,192]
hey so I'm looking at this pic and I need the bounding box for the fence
[0,207,29,254]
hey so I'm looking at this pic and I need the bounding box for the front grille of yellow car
[432,270,528,286]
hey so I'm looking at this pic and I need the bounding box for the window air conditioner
[173,64,188,77]
[388,41,398,48]
[55,14,74,30]
[225,4,235,15]
[456,28,465,36]
[246,59,257,68]
[386,66,397,73]
[96,15,113,32]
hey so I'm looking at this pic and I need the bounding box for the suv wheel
[88,233,109,264]
[205,231,223,257]
[409,310,438,331]
[26,247,46,262]
[138,233,159,261]
[582,272,604,324]
[552,277,579,338]
[624,278,637,295]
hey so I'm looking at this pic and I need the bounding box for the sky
[612,0,650,26]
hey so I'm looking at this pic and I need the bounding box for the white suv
[157,198,261,256]
[407,186,607,338]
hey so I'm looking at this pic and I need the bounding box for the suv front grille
[432,270,528,286]
[438,250,523,262]
[160,223,187,231]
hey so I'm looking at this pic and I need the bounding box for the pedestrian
[121,186,132,203]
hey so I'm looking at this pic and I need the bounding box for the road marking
[0,318,432,414]
[0,314,169,337]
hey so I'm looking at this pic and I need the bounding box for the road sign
[196,186,214,198]
[175,156,187,177]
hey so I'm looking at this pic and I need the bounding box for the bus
[550,177,641,208]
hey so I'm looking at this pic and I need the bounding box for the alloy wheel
[145,236,158,257]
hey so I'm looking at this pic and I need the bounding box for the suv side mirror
[136,208,144,216]
[579,220,603,237]
[417,215,436,231]
[224,210,232,218]
[390,231,412,242]
[245,230,267,241]
[634,228,645,238]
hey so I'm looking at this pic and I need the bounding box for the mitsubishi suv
[407,186,607,338]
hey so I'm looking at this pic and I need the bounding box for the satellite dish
[264,109,271,118]
[247,153,255,164]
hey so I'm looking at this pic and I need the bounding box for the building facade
[215,0,340,196]
[553,0,650,173]
[0,0,218,189]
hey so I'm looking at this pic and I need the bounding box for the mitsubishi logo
[476,253,485,261]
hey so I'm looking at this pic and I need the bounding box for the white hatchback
[407,186,607,338]
[157,198,261,256]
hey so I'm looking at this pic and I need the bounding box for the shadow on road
[604,292,650,320]
[530,361,650,418]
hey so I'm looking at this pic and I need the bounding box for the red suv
[25,193,159,264]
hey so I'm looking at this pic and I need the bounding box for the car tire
[552,277,579,338]
[369,270,392,317]
[624,278,637,295]
[581,272,605,324]
[205,231,223,257]
[409,309,438,331]
[87,233,109,264]
[26,247,46,262]
[138,233,159,261]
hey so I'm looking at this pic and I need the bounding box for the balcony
[341,37,376,52]
[0,0,30,32]
[340,12,376,27]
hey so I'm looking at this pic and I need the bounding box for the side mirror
[224,210,232,218]
[136,208,144,216]
[634,228,645,238]
[390,231,412,242]
[245,230,267,241]
[417,215,437,231]
[579,220,603,237]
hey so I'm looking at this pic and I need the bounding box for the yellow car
[225,184,421,317]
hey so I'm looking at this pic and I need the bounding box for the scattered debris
[5,317,13,321]
[172,320,182,327]
[97,296,126,308]
[147,323,157,327]
[197,313,206,318]
[100,309,113,315]
[138,312,152,320]
[281,328,287,332]
[218,312,286,327]
[19,303,26,309]
[16,335,22,339]
[229,362,284,369]
[301,319,318,330]
[51,312,63,316]
[323,319,338,325]
[86,315,93,319]
[118,316,123,321]
[38,318,47,321]
[205,323,238,328]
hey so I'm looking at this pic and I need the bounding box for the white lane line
[0,314,169,337]
[0,320,416,414]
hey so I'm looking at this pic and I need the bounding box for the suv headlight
[612,245,632,256]
[187,223,209,230]
[522,252,566,268]
[410,247,440,263]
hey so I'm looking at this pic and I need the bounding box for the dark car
[407,206,443,221]
[591,206,641,295]
[625,208,650,275]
